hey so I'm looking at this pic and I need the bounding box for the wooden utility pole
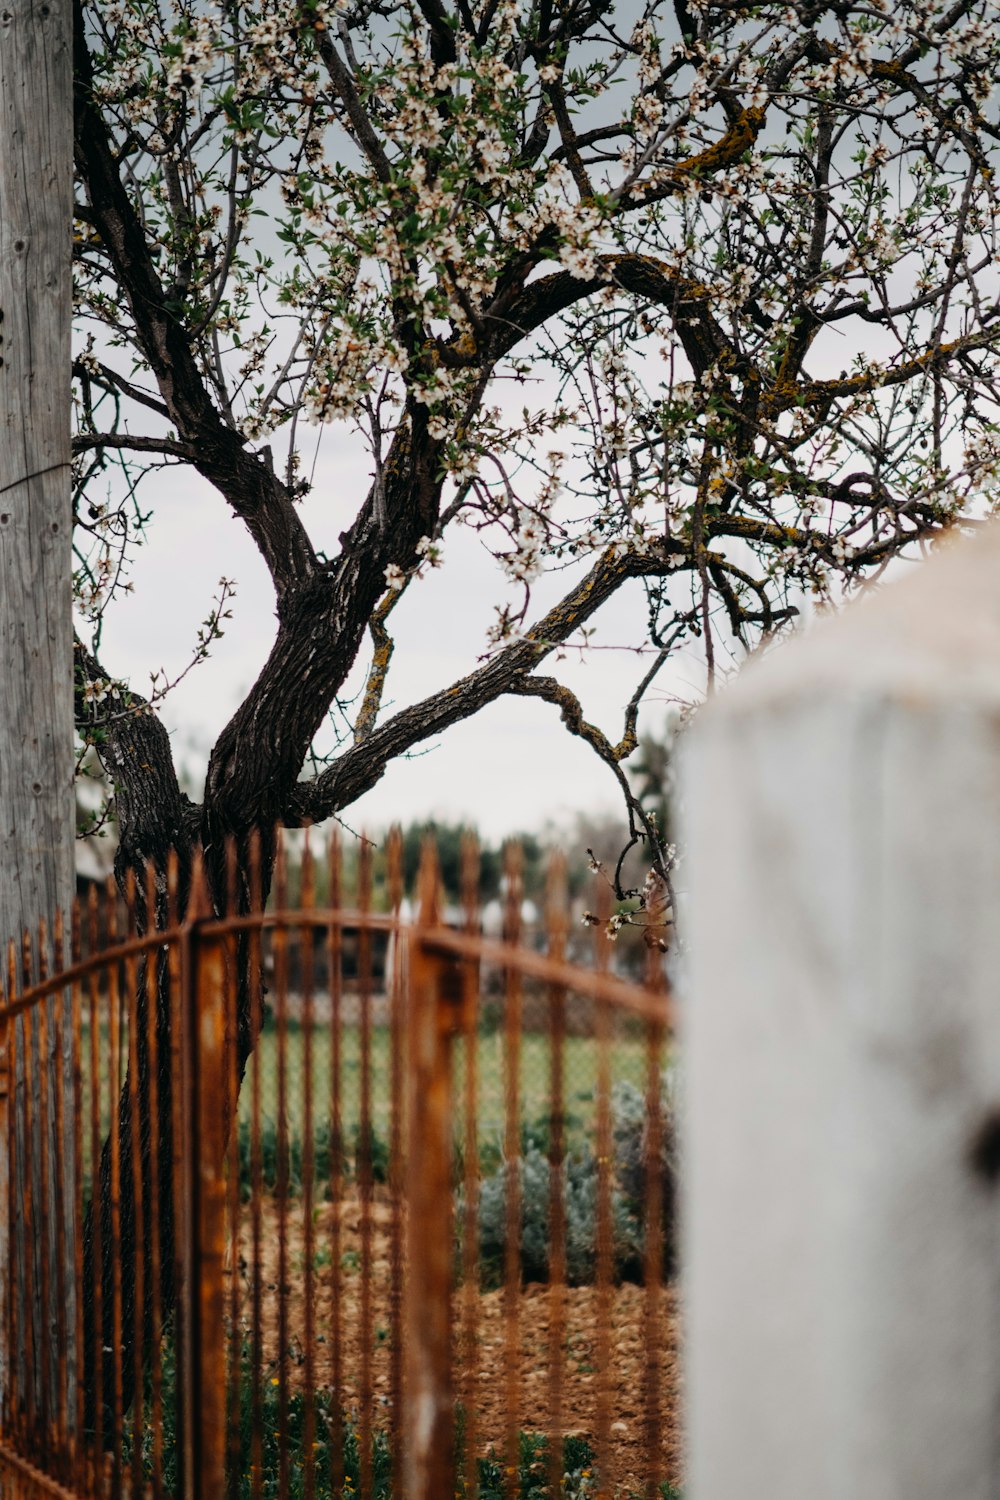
[0,0,76,1424]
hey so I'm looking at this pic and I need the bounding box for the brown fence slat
[502,843,523,1500]
[546,852,569,1500]
[69,903,85,1490]
[85,888,103,1478]
[122,874,145,1500]
[358,838,375,1500]
[185,858,227,1500]
[403,843,455,1500]
[5,941,19,1449]
[144,867,165,1500]
[50,911,70,1466]
[20,928,38,1453]
[593,877,614,1500]
[104,877,124,1500]
[33,923,52,1456]
[248,833,265,1500]
[300,835,317,1500]
[386,828,405,1500]
[224,838,243,1500]
[273,836,291,1500]
[326,830,345,1500]
[459,834,480,1500]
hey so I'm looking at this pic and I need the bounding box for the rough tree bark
[0,0,75,1428]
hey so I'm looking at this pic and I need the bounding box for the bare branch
[72,432,192,458]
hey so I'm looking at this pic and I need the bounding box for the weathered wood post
[180,861,227,1500]
[0,0,75,1426]
[684,526,1000,1499]
[403,842,459,1500]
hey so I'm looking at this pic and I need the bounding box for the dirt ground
[232,1191,682,1494]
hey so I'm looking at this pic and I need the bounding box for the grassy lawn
[240,1017,662,1150]
[75,1008,668,1171]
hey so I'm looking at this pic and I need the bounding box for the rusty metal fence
[0,833,676,1500]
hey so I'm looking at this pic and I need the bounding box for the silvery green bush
[465,1078,679,1286]
[611,1076,678,1274]
[468,1143,640,1287]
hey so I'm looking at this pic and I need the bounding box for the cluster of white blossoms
[414,534,444,571]
[502,512,548,585]
[80,678,113,705]
[164,14,216,99]
[73,551,118,621]
[964,429,1000,492]
[302,324,411,426]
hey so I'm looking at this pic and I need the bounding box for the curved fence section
[0,833,676,1500]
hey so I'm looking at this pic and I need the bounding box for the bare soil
[231,1192,682,1495]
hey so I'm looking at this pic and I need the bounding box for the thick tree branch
[314,28,393,184]
[72,433,193,458]
[767,325,1000,415]
[354,588,402,744]
[202,405,445,841]
[413,0,459,67]
[492,252,741,379]
[547,74,595,199]
[286,540,687,823]
[613,105,767,213]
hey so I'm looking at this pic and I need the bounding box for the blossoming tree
[71,0,1000,1417]
[75,0,1000,908]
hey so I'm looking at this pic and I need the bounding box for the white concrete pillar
[683,526,1000,1500]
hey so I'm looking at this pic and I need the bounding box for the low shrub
[465,1143,643,1287]
[235,1118,390,1199]
[611,1078,678,1276]
[471,1429,597,1498]
[463,1078,678,1288]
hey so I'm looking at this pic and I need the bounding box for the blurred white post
[683,526,1000,1500]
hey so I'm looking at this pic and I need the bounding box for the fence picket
[403,842,456,1500]
[183,861,227,1500]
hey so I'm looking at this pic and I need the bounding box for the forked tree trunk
[0,0,75,1427]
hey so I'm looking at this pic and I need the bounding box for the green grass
[127,1340,607,1498]
[76,1010,667,1201]
[241,1018,655,1151]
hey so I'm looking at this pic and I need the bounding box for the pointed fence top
[706,522,1000,716]
[417,838,442,928]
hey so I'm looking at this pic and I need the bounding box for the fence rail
[0,832,675,1500]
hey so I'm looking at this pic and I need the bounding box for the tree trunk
[81,830,269,1445]
[0,0,75,1431]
